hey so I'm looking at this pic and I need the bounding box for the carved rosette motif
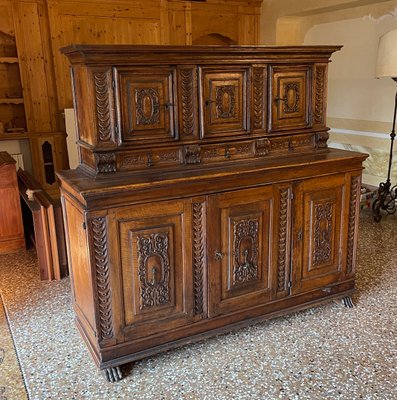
[95,153,116,173]
[180,69,196,136]
[313,202,333,266]
[183,145,201,165]
[277,189,289,292]
[135,88,160,126]
[314,66,326,125]
[137,233,171,309]
[253,68,265,130]
[216,85,236,119]
[283,82,300,114]
[94,70,113,142]
[92,217,114,341]
[233,219,259,286]
[255,139,271,156]
[193,202,205,315]
[347,176,360,274]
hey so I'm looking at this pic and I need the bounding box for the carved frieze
[255,139,271,156]
[347,176,360,274]
[91,217,114,341]
[183,145,201,165]
[94,70,114,143]
[137,233,171,309]
[233,219,259,286]
[216,85,236,119]
[316,131,329,149]
[193,202,205,315]
[313,202,333,266]
[135,88,160,126]
[95,153,117,173]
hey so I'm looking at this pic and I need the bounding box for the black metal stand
[373,77,397,222]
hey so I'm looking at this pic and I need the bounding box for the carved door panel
[292,174,347,294]
[208,186,274,317]
[200,67,250,138]
[270,66,311,132]
[115,200,193,340]
[117,68,177,142]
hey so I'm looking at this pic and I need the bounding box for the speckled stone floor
[0,210,396,400]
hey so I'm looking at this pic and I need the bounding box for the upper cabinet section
[62,45,341,175]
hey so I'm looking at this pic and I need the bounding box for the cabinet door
[200,67,250,138]
[270,65,311,131]
[292,174,347,294]
[208,186,274,317]
[117,68,177,142]
[115,200,193,340]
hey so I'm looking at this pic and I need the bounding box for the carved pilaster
[180,68,196,136]
[314,66,326,125]
[92,217,114,341]
[93,70,114,143]
[277,189,289,293]
[253,67,265,130]
[193,202,205,316]
[347,176,360,274]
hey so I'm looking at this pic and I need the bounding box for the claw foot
[103,366,123,382]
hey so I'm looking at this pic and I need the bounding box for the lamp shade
[376,29,397,78]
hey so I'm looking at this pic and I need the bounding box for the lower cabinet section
[61,163,363,381]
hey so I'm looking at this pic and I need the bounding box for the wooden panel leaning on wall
[57,45,368,382]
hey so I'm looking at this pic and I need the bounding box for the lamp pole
[372,77,397,221]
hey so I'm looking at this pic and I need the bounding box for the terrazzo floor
[0,210,396,399]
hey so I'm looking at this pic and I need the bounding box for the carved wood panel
[117,68,177,142]
[200,68,249,138]
[346,175,360,275]
[116,200,194,340]
[314,64,327,126]
[208,186,274,317]
[294,175,346,294]
[252,66,267,132]
[270,66,311,132]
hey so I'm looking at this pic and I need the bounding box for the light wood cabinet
[58,45,367,382]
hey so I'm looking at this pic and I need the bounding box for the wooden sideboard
[58,45,367,382]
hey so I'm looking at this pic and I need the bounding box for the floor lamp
[372,29,397,222]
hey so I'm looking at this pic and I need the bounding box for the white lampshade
[376,29,397,78]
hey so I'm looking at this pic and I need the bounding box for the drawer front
[270,66,312,131]
[117,68,178,142]
[200,67,250,138]
[116,200,193,340]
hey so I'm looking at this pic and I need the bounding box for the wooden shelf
[0,57,19,64]
[0,132,29,141]
[0,98,24,105]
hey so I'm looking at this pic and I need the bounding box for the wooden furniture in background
[0,152,25,254]
[58,45,367,382]
[1,0,262,196]
[18,170,68,280]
